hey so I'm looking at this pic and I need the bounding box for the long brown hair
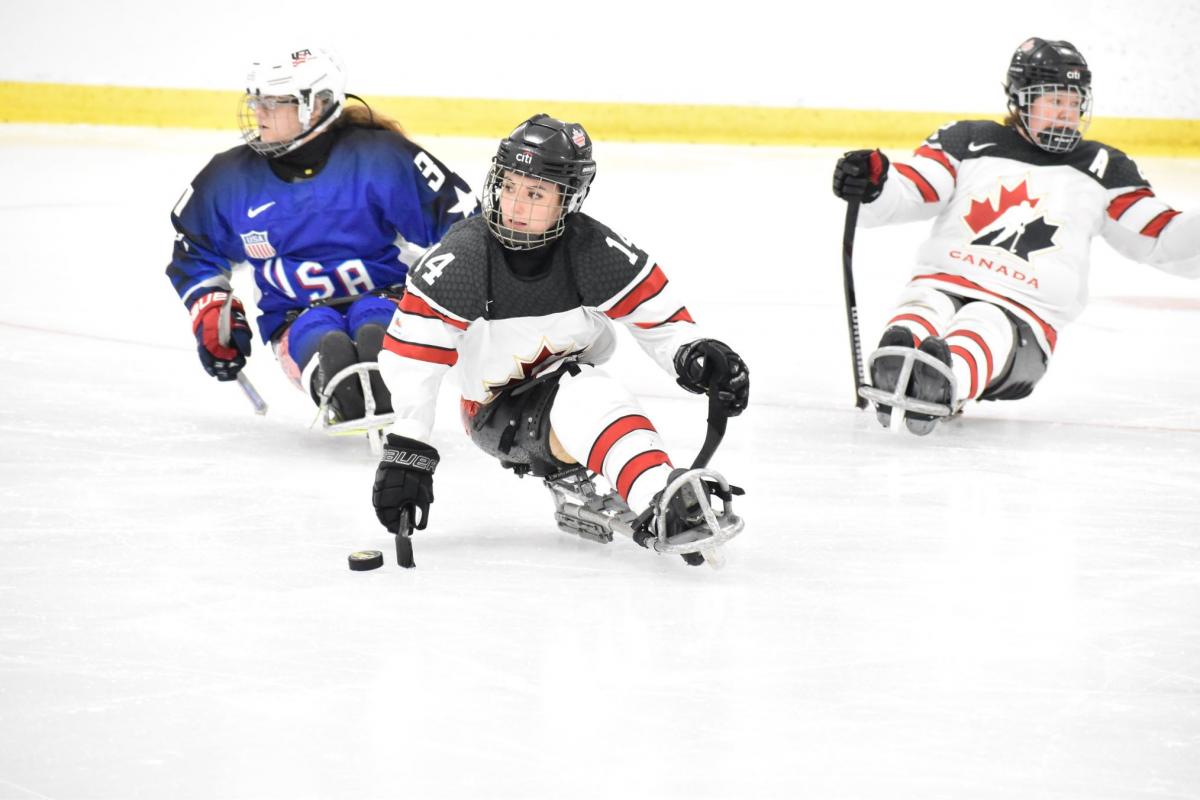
[334,97,406,135]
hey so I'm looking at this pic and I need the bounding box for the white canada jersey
[379,214,702,443]
[861,120,1200,353]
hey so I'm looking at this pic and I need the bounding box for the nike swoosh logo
[247,201,276,218]
[967,142,997,152]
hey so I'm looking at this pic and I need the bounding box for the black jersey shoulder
[926,120,1027,161]
[926,119,1149,189]
[565,214,654,307]
[1067,139,1149,190]
[407,216,490,320]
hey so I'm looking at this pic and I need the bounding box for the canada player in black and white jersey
[833,37,1200,434]
[369,114,749,562]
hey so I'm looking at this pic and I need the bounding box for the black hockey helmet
[1005,37,1091,95]
[1004,38,1093,153]
[483,114,598,250]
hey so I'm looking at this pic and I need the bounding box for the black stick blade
[395,508,416,569]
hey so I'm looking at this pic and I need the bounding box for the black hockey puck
[348,550,384,571]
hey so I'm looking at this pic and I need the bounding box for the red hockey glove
[190,291,253,381]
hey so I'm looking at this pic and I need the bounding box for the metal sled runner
[383,345,746,570]
[544,465,744,569]
[310,362,395,454]
[858,345,961,433]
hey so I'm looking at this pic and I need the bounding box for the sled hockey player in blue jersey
[369,115,750,567]
[166,47,477,430]
[833,38,1200,435]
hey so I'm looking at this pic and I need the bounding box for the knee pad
[948,300,1013,340]
[887,284,959,339]
[549,367,646,462]
[943,301,1017,400]
[551,367,673,509]
[283,306,349,372]
[347,294,400,341]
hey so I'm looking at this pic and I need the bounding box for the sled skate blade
[859,346,959,420]
[652,468,744,557]
[700,546,725,570]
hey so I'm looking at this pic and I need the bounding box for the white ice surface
[1,125,1199,799]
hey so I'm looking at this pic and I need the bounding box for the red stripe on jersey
[633,307,695,329]
[913,272,1057,352]
[382,336,458,366]
[588,414,657,474]
[1107,188,1155,220]
[399,291,469,330]
[894,163,939,202]
[948,344,978,399]
[889,313,938,338]
[1140,209,1181,238]
[915,145,957,181]
[606,266,668,319]
[616,450,672,500]
[946,329,994,388]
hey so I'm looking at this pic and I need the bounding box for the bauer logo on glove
[380,447,439,473]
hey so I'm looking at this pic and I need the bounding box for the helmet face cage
[1005,38,1092,154]
[238,89,338,157]
[237,48,346,158]
[482,115,597,250]
[1012,83,1093,153]
[483,162,583,250]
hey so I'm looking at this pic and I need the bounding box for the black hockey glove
[832,149,889,203]
[190,290,253,381]
[373,434,439,532]
[674,339,750,416]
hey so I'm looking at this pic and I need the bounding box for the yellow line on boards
[1,81,1196,156]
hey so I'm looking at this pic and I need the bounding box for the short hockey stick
[218,293,269,415]
[841,200,869,409]
[394,508,415,569]
[692,347,732,470]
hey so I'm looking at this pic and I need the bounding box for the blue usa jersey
[166,126,478,340]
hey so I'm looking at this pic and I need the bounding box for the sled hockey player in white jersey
[369,114,750,567]
[833,37,1200,434]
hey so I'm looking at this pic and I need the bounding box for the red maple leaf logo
[483,341,577,397]
[963,181,1039,234]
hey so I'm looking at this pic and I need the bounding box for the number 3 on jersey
[414,151,445,192]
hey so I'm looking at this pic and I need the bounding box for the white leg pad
[885,284,958,341]
[943,302,1016,400]
[549,366,673,513]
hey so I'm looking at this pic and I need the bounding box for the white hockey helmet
[238,47,347,157]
